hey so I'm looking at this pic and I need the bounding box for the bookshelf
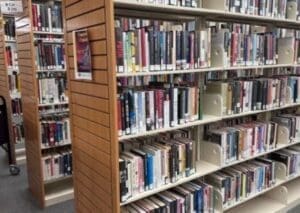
[64,0,300,212]
[15,0,73,208]
[0,14,26,164]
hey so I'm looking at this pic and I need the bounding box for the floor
[0,148,74,213]
[1,146,300,213]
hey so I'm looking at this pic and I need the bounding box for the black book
[124,90,130,135]
[251,80,258,110]
[148,27,155,71]
[119,159,128,201]
[154,30,160,70]
[176,30,182,69]
[181,30,188,69]
[256,80,263,110]
[262,80,268,110]
[178,88,185,124]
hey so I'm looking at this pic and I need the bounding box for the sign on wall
[0,1,23,14]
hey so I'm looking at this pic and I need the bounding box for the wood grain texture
[0,15,17,164]
[64,0,120,212]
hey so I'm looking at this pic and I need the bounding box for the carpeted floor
[1,146,300,213]
[0,148,74,213]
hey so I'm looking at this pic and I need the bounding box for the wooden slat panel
[75,147,111,181]
[69,69,108,85]
[66,9,105,32]
[76,160,112,194]
[65,0,81,7]
[67,40,107,56]
[73,115,110,141]
[71,93,109,113]
[66,0,104,19]
[73,126,110,154]
[72,104,109,127]
[16,0,44,208]
[67,24,106,44]
[77,180,112,213]
[65,0,119,211]
[71,81,108,99]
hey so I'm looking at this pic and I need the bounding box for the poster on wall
[73,29,92,80]
[0,1,23,14]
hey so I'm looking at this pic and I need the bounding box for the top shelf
[33,31,64,36]
[114,0,300,29]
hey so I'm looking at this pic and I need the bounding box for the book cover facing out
[73,29,92,80]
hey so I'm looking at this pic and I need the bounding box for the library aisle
[0,149,73,213]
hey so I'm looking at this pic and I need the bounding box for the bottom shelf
[44,178,74,206]
[284,178,300,211]
[227,196,286,213]
[227,177,300,213]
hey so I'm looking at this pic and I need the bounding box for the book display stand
[0,13,26,165]
[63,0,300,212]
[15,0,73,207]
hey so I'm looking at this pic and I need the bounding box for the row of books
[38,75,67,104]
[115,18,300,74]
[131,0,198,7]
[122,142,300,211]
[39,104,69,116]
[115,18,211,73]
[222,0,294,19]
[120,130,196,201]
[35,42,65,70]
[121,180,215,212]
[205,121,278,164]
[40,118,71,147]
[268,145,300,176]
[205,112,300,164]
[13,124,25,144]
[42,150,72,181]
[4,16,16,40]
[119,111,300,202]
[5,45,18,68]
[32,2,63,33]
[212,25,277,67]
[205,76,300,115]
[8,72,20,93]
[206,157,276,207]
[34,34,64,42]
[117,79,203,136]
[11,98,22,115]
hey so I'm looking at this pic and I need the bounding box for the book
[31,2,63,32]
[115,18,211,73]
[42,149,72,181]
[73,29,92,80]
[119,131,196,201]
[40,118,71,147]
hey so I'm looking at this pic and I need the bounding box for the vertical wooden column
[0,15,16,162]
[64,0,119,212]
[15,0,45,207]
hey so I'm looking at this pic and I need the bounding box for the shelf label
[0,1,23,14]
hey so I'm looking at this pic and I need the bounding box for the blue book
[147,153,154,190]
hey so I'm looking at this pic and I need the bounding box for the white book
[47,7,52,32]
[164,98,170,128]
[121,153,139,195]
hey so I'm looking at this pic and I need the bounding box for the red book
[32,4,37,30]
[230,33,237,66]
[189,32,195,69]
[155,89,164,129]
